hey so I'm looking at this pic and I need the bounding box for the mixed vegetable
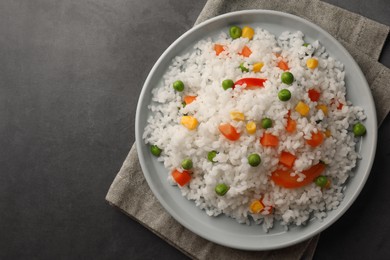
[149,24,367,217]
[215,183,230,196]
[261,118,273,129]
[278,89,291,101]
[248,153,261,167]
[150,145,162,157]
[207,150,218,163]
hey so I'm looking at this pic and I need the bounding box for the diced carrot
[219,123,240,141]
[308,89,320,102]
[286,118,297,133]
[184,95,197,105]
[271,162,326,188]
[172,169,191,187]
[279,151,296,169]
[240,45,252,57]
[306,131,324,147]
[277,60,289,71]
[260,133,279,147]
[214,44,225,56]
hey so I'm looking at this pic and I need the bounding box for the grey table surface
[1,0,389,259]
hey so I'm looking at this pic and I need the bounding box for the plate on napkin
[135,10,377,250]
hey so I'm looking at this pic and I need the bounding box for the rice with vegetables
[143,25,367,231]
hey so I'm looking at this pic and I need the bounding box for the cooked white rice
[143,27,366,231]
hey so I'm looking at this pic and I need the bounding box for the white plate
[135,10,377,250]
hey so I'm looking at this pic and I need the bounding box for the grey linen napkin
[106,0,390,259]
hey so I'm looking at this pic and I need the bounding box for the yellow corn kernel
[181,116,198,130]
[250,200,264,214]
[242,26,255,40]
[252,62,264,72]
[306,58,319,69]
[246,121,256,134]
[295,101,310,116]
[230,111,245,121]
[325,129,332,137]
[316,104,328,116]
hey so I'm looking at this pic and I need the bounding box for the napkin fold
[106,0,390,259]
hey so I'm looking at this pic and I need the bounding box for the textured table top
[1,0,389,259]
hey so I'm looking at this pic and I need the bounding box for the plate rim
[135,9,377,250]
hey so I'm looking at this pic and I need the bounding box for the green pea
[303,43,309,47]
[281,72,294,85]
[182,101,186,108]
[314,176,328,188]
[150,145,162,157]
[248,153,261,167]
[239,63,249,72]
[222,79,234,90]
[173,80,184,92]
[261,118,272,129]
[229,26,242,39]
[181,158,193,170]
[353,122,366,137]
[215,183,229,196]
[207,150,218,163]
[278,89,291,101]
